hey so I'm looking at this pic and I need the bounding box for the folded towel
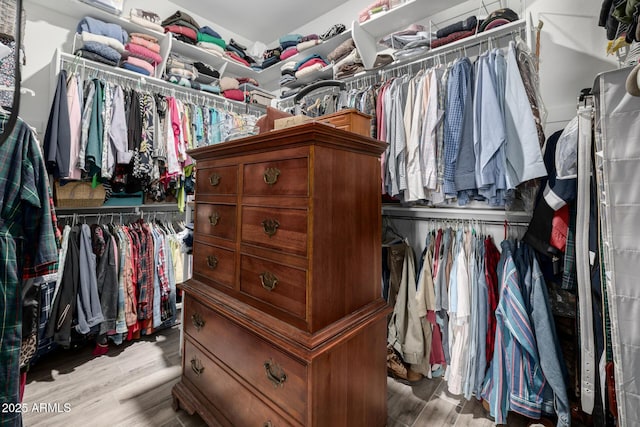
[196,41,224,56]
[81,31,126,53]
[297,39,320,52]
[129,35,161,53]
[77,16,128,44]
[280,47,298,60]
[223,89,245,101]
[74,48,119,66]
[81,41,122,63]
[130,15,164,32]
[164,25,197,41]
[125,56,155,74]
[124,43,163,64]
[196,32,226,49]
[122,61,151,76]
[199,25,221,39]
[219,76,239,91]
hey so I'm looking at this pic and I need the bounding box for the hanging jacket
[387,242,424,365]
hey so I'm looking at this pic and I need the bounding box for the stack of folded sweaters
[197,26,226,57]
[75,16,128,66]
[162,10,200,45]
[327,38,364,79]
[164,54,221,94]
[225,39,253,67]
[279,53,329,86]
[219,76,244,101]
[123,32,162,76]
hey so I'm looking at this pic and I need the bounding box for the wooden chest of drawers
[172,123,390,426]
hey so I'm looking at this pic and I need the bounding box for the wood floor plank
[24,322,509,427]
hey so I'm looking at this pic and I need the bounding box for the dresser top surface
[188,121,386,161]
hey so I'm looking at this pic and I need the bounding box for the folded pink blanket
[124,43,163,64]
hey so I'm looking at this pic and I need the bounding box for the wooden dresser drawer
[195,203,236,241]
[193,242,235,289]
[241,206,307,256]
[243,157,309,197]
[184,296,308,423]
[239,254,307,321]
[184,338,300,427]
[196,165,238,195]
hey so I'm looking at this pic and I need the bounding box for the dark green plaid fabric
[0,116,58,426]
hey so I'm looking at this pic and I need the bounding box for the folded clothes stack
[129,9,164,33]
[320,23,346,41]
[75,16,128,66]
[294,53,328,79]
[379,24,430,49]
[334,48,364,79]
[358,0,390,23]
[327,37,355,63]
[280,60,297,86]
[225,38,254,67]
[162,10,200,45]
[426,9,518,49]
[297,38,320,54]
[219,76,244,101]
[262,47,282,69]
[123,33,162,76]
[196,27,227,56]
[194,62,219,84]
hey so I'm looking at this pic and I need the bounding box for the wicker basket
[54,181,106,208]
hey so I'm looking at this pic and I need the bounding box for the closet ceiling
[172,0,362,42]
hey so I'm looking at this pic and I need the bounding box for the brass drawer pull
[264,359,287,388]
[209,173,221,186]
[263,422,273,427]
[191,312,205,331]
[206,255,218,269]
[191,357,205,376]
[263,167,281,185]
[259,272,278,291]
[261,218,279,237]
[209,212,220,226]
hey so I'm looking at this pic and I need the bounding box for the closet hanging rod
[382,205,531,224]
[57,50,265,114]
[384,214,530,227]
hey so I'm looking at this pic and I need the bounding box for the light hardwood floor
[23,324,532,427]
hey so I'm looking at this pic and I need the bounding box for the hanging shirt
[66,73,83,179]
[504,41,547,188]
[43,69,72,178]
